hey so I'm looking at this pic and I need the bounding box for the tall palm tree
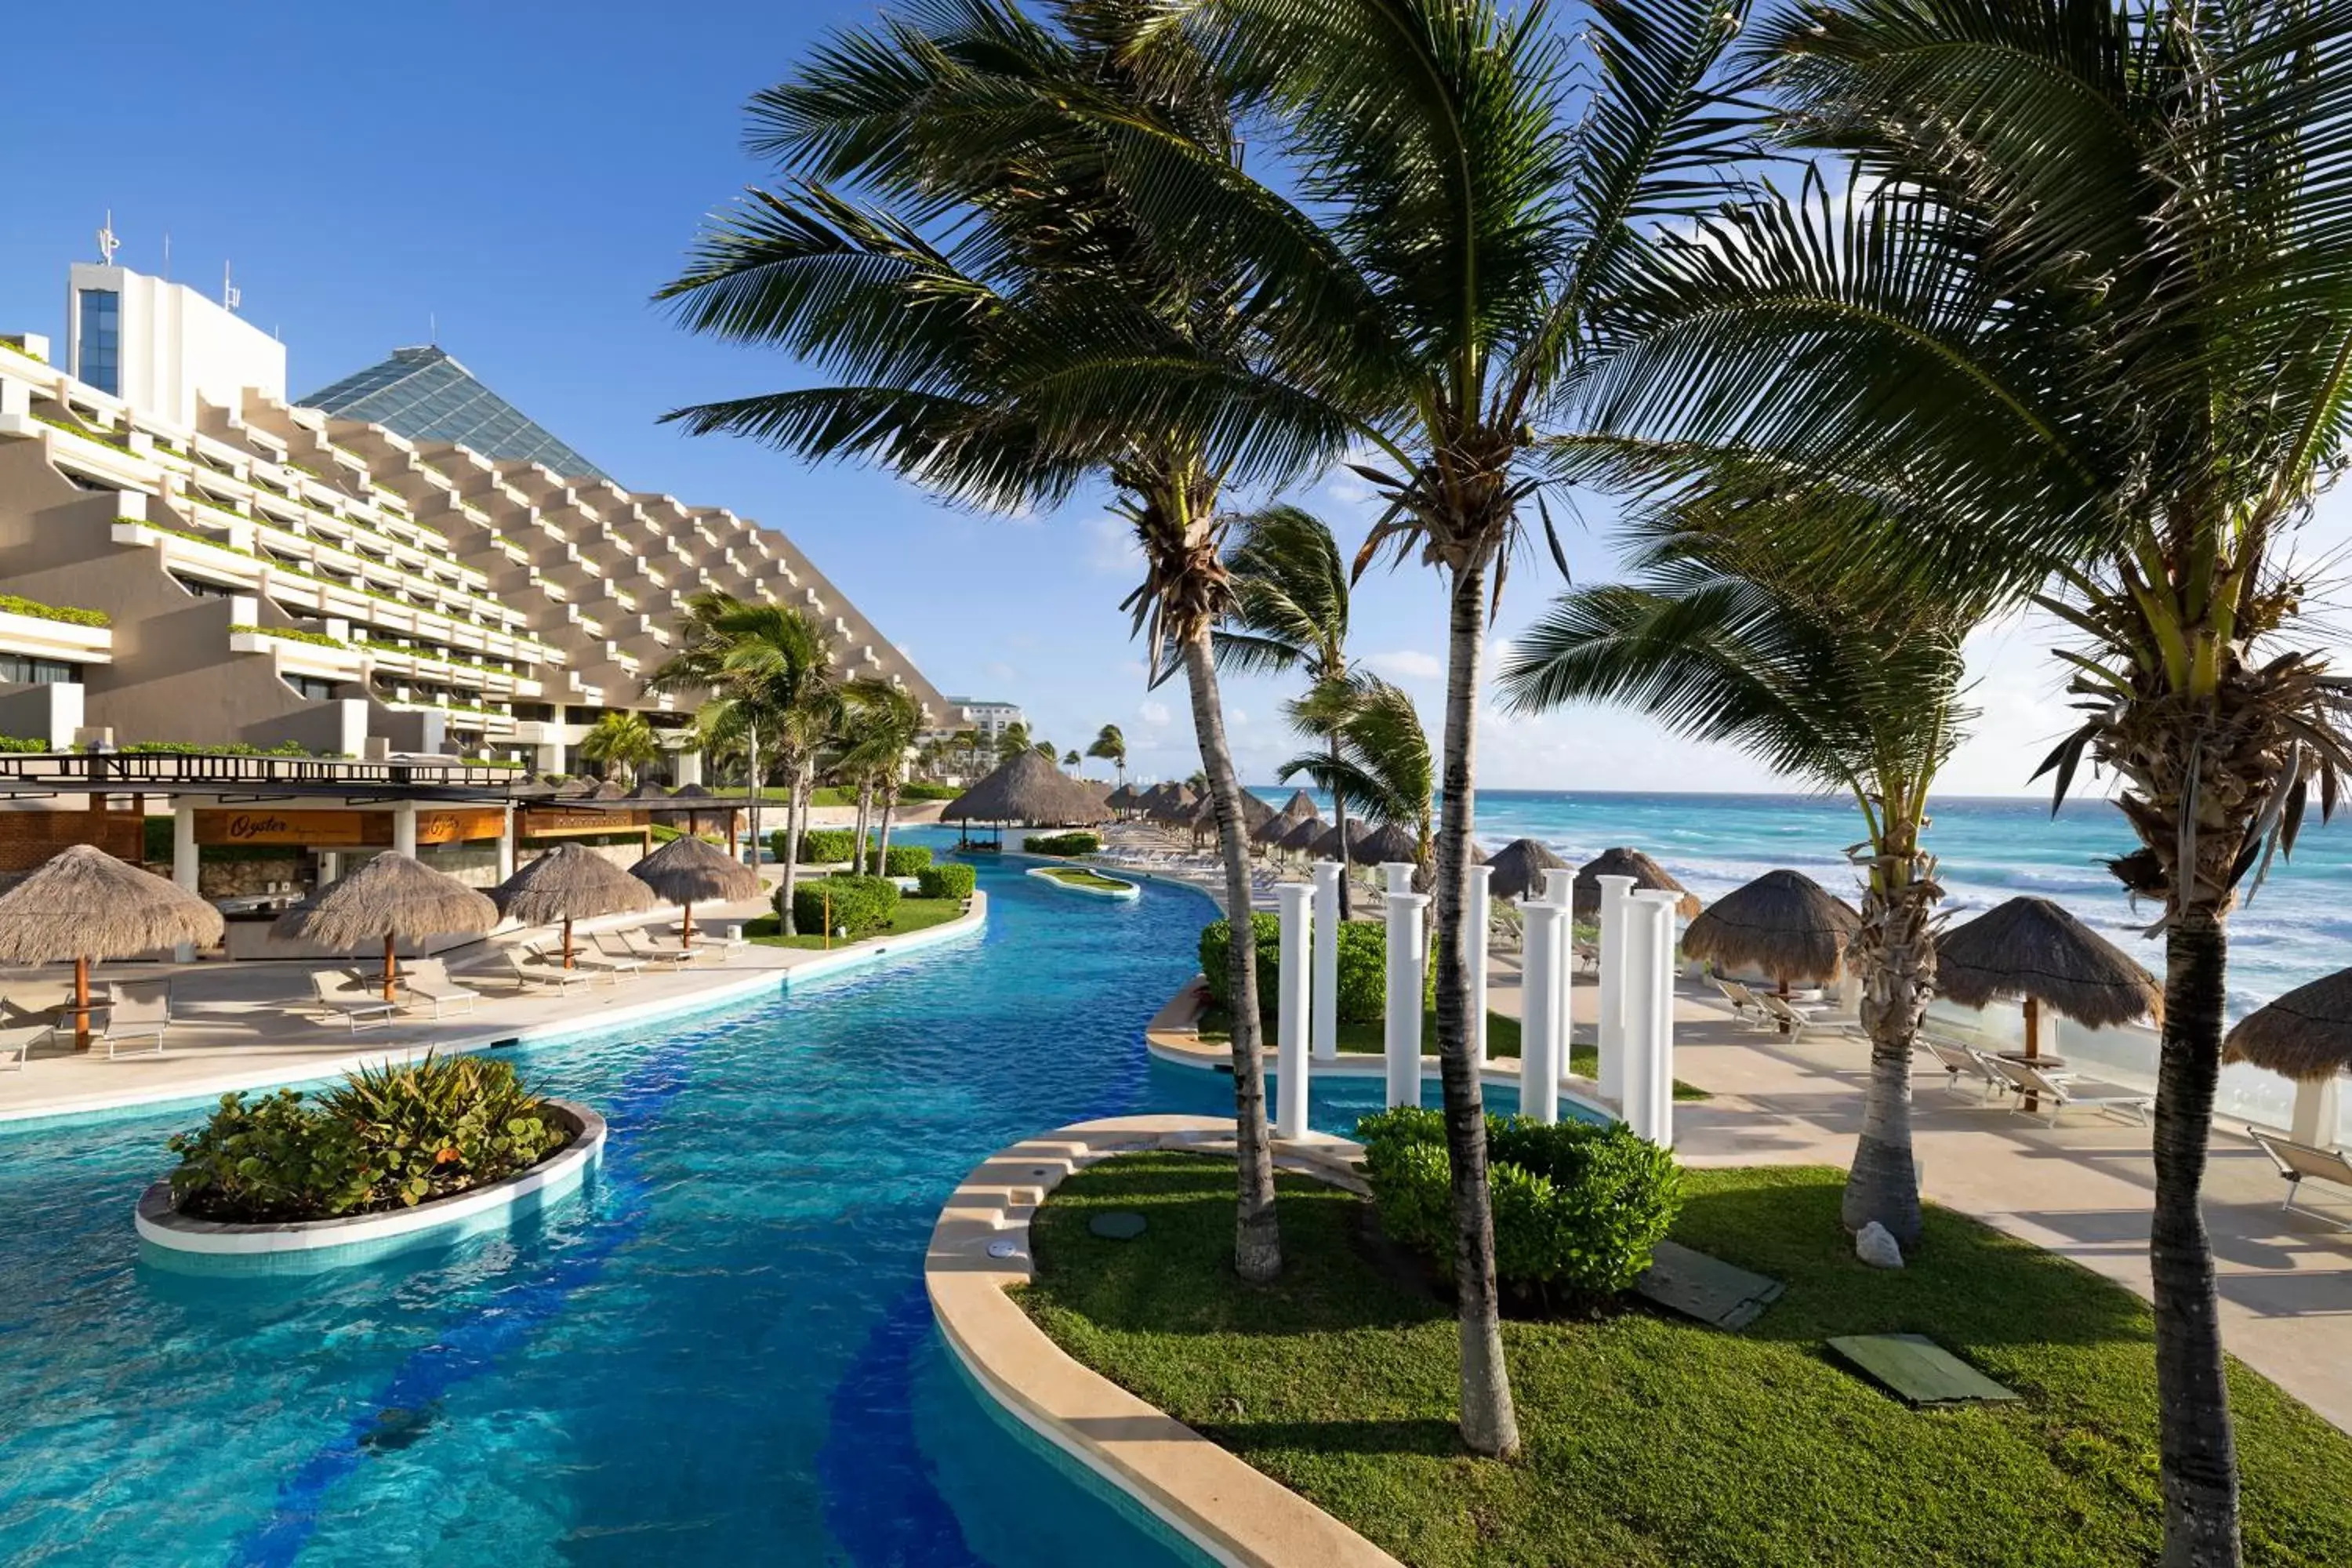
[1279,675,1432,873]
[1034,739,1058,762]
[1087,724,1127,785]
[579,711,659,785]
[1160,0,1751,1453]
[1560,7,2352,1551]
[1062,747,1082,770]
[1501,510,1987,1246]
[837,679,924,869]
[653,0,1343,1282]
[1219,504,1360,913]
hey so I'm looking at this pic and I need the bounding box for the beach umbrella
[493,844,657,968]
[272,852,498,1002]
[1485,837,1570,902]
[0,845,225,1048]
[1190,789,1276,837]
[1106,784,1138,815]
[1254,789,1320,848]
[1148,784,1198,826]
[1308,818,1377,863]
[1938,895,2161,1065]
[1357,822,1424,869]
[631,832,760,946]
[1571,847,1700,919]
[1682,869,1860,995]
[1276,813,1328,853]
[2225,967,2352,1081]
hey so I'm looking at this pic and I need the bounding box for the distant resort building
[944,697,1024,746]
[0,260,953,777]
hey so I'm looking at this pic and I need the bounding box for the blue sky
[5,1,2343,797]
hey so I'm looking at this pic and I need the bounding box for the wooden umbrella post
[2022,995,2042,1112]
[681,901,695,949]
[73,954,92,1051]
[562,916,575,969]
[383,932,399,1004]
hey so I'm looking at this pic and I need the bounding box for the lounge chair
[1758,993,1820,1040]
[2249,1131,2352,1229]
[72,979,173,1057]
[1713,978,1773,1030]
[1920,1037,2009,1102]
[503,949,593,994]
[1990,1057,2153,1126]
[398,958,481,1018]
[605,929,706,968]
[310,970,397,1031]
[0,1018,45,1070]
[525,938,641,985]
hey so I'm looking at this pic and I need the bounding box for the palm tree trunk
[855,779,874,871]
[745,720,763,874]
[2154,906,2240,1567]
[1180,628,1281,1284]
[1434,557,1519,1459]
[877,787,896,869]
[1329,732,1354,920]
[777,750,803,936]
[1842,845,1933,1247]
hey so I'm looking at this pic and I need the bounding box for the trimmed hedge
[1199,913,1416,1023]
[916,862,978,900]
[789,873,900,939]
[1355,1106,1682,1305]
[797,827,858,864]
[0,735,49,754]
[862,844,933,877]
[1023,831,1101,856]
[901,782,960,800]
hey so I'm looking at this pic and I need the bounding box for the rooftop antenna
[222,261,241,314]
[96,212,119,265]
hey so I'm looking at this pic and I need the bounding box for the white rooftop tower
[65,261,285,427]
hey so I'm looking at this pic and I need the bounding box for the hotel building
[0,261,951,779]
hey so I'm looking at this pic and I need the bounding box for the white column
[674,750,705,787]
[2290,1074,2343,1147]
[1382,860,1415,898]
[172,804,199,963]
[1541,868,1576,1083]
[495,804,516,882]
[1310,859,1341,1063]
[1275,882,1315,1141]
[1595,874,1637,1109]
[1465,862,1492,1071]
[1624,889,1682,1146]
[1521,896,1563,1123]
[392,802,419,858]
[1383,886,1428,1108]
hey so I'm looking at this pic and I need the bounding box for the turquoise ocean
[1258,788,2352,1022]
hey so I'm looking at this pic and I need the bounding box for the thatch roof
[0,845,225,964]
[1938,896,2161,1029]
[272,853,499,947]
[1485,837,1569,902]
[2224,968,2352,1081]
[1143,782,1198,823]
[1357,822,1423,866]
[1572,847,1700,919]
[621,779,673,801]
[495,844,659,927]
[1682,869,1860,985]
[1190,789,1277,835]
[1254,789,1320,847]
[1276,813,1328,851]
[588,778,629,801]
[1106,784,1139,812]
[943,750,1105,826]
[1308,818,1378,863]
[631,833,762,906]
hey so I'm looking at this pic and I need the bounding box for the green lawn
[740,895,966,950]
[1018,1156,2352,1567]
[1036,866,1138,892]
[1197,1005,1708,1100]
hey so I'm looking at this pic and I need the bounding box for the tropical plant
[1023,831,1102,857]
[1062,748,1082,768]
[1087,723,1128,785]
[837,678,925,871]
[996,721,1033,766]
[1557,3,2352,1550]
[789,873,900,941]
[579,711,659,785]
[917,861,978,901]
[1035,739,1058,761]
[1280,677,1432,876]
[1501,515,1987,1246]
[652,0,1332,1282]
[1219,504,1359,912]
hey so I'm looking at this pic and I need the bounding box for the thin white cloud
[1138,699,1172,728]
[1085,517,1142,577]
[1364,649,1445,681]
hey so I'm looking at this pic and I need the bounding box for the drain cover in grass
[1635,1240,1785,1330]
[1828,1334,2019,1406]
[1089,1211,1148,1240]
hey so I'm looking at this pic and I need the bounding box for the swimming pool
[0,834,1485,1566]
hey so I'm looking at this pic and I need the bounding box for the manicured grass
[1036,866,1137,892]
[1197,1005,1708,1100]
[740,895,965,950]
[1018,1156,2352,1567]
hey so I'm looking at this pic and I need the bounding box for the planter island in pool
[1025,865,1142,901]
[134,1098,606,1274]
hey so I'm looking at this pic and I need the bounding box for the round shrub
[1354,1106,1682,1305]
[790,873,900,939]
[1022,831,1101,856]
[1199,914,1426,1024]
[917,862,978,900]
[862,844,933,877]
[797,827,858,864]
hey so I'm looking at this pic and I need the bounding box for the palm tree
[1279,676,1432,874]
[1219,505,1359,913]
[996,722,1033,768]
[653,0,1339,1282]
[1087,724,1127,785]
[1062,748,1082,770]
[1163,0,1751,1453]
[840,679,925,869]
[1559,8,2352,1551]
[1501,511,1987,1247]
[1034,739,1058,762]
[579,711,659,785]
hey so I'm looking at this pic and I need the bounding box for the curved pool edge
[924,1114,1402,1568]
[136,1099,607,1273]
[1025,866,1142,900]
[777,891,988,986]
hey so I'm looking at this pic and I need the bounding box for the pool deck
[0,891,986,1126]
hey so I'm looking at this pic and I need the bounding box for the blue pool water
[0,833,1457,1566]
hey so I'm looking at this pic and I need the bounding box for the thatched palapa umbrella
[1308,818,1376,863]
[2224,967,2352,1082]
[1106,784,1139,816]
[273,852,499,1001]
[631,832,760,946]
[494,844,657,968]
[1256,789,1319,848]
[942,750,1105,842]
[588,778,629,801]
[1485,837,1569,902]
[1573,847,1700,920]
[1276,813,1328,854]
[1938,895,2161,1068]
[1682,868,1860,996]
[1357,821,1423,869]
[0,846,225,1048]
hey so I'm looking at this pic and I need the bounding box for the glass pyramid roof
[297,346,609,481]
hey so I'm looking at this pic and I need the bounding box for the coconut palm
[1219,504,1363,913]
[1559,7,2352,1552]
[1087,724,1127,785]
[1154,0,1751,1453]
[579,711,659,786]
[1034,739,1058,762]
[1279,676,1432,877]
[996,722,1033,766]
[1502,512,1989,1247]
[839,679,925,869]
[652,0,1342,1282]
